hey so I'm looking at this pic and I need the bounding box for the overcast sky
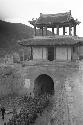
[0,0,83,36]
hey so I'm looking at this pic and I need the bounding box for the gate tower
[18,11,83,96]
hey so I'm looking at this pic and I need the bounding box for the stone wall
[21,61,79,96]
[0,61,79,98]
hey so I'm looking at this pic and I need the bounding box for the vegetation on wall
[0,65,24,97]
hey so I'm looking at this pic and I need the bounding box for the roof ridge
[40,11,71,18]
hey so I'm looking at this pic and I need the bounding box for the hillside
[0,20,52,57]
[0,20,34,57]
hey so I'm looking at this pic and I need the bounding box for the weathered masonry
[18,11,83,96]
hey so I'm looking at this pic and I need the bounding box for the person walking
[1,106,5,120]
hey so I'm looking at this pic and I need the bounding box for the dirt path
[33,97,53,125]
[33,84,70,125]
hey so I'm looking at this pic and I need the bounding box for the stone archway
[34,74,54,96]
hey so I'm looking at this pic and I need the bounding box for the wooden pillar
[34,26,36,36]
[45,27,47,36]
[42,48,43,59]
[41,27,43,36]
[69,24,72,35]
[67,47,68,60]
[56,25,59,35]
[54,46,56,60]
[30,46,33,60]
[74,25,76,36]
[52,27,54,35]
[63,26,65,35]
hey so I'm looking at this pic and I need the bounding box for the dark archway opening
[34,74,54,96]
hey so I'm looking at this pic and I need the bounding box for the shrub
[7,94,50,125]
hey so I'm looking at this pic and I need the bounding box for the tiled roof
[37,12,72,24]
[29,11,80,27]
[18,36,83,46]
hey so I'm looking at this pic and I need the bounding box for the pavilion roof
[29,11,80,28]
[18,36,83,46]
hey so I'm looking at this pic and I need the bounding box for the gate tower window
[48,47,54,61]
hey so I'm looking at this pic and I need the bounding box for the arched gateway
[34,74,54,96]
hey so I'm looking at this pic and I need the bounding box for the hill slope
[0,20,34,56]
[0,20,52,57]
